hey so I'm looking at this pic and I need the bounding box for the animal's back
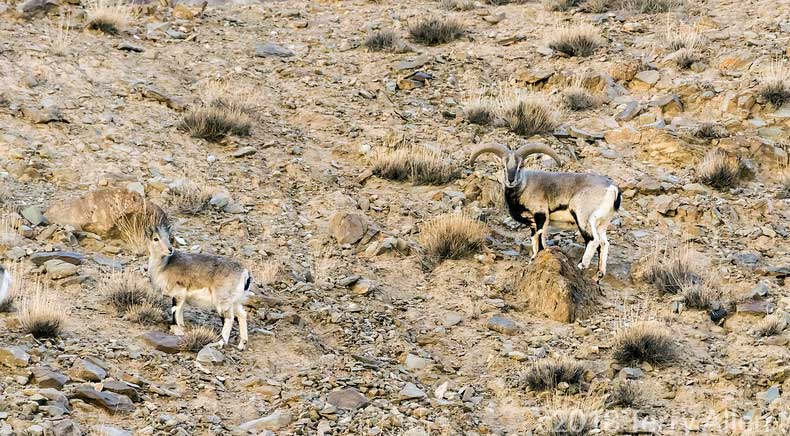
[165,252,244,292]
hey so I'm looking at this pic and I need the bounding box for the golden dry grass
[606,380,643,408]
[518,357,586,392]
[463,97,497,125]
[547,25,602,57]
[561,78,600,111]
[544,0,583,11]
[496,93,558,137]
[441,0,477,10]
[364,30,399,51]
[542,396,602,436]
[372,145,460,185]
[44,12,75,56]
[681,282,719,310]
[409,17,465,46]
[180,106,253,142]
[18,281,65,339]
[166,181,214,215]
[103,269,162,315]
[756,313,788,338]
[180,326,219,352]
[612,322,677,366]
[758,61,790,108]
[645,246,699,294]
[698,148,741,191]
[420,214,487,264]
[85,0,131,35]
[0,210,21,248]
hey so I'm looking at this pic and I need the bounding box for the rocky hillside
[0,0,789,434]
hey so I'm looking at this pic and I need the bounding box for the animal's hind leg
[596,221,611,278]
[236,304,248,350]
[217,307,235,348]
[172,292,187,330]
[531,213,547,258]
[530,229,541,259]
[578,216,601,270]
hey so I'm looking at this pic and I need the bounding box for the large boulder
[45,188,168,239]
[513,248,598,323]
[329,212,367,245]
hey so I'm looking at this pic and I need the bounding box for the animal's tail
[613,187,622,212]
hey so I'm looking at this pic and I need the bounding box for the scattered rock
[44,259,79,279]
[71,384,134,414]
[0,346,30,367]
[69,359,107,382]
[93,426,131,436]
[196,345,225,364]
[514,248,598,323]
[399,383,427,399]
[326,388,369,411]
[758,385,781,404]
[139,332,182,354]
[101,380,139,402]
[30,251,84,266]
[232,146,257,158]
[32,367,69,389]
[487,316,520,335]
[237,409,293,431]
[21,206,47,226]
[329,212,368,245]
[254,42,294,58]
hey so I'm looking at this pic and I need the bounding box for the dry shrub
[698,148,741,191]
[115,211,161,255]
[464,97,497,125]
[778,166,790,199]
[497,94,558,137]
[166,181,214,215]
[126,302,164,325]
[612,322,677,365]
[372,145,460,185]
[543,397,601,436]
[606,380,643,408]
[44,12,75,56]
[180,106,253,142]
[681,282,719,310]
[561,79,599,111]
[671,48,700,69]
[204,81,261,116]
[18,282,65,339]
[85,0,131,35]
[0,211,21,248]
[103,270,163,316]
[756,312,788,338]
[645,247,699,294]
[420,214,487,263]
[584,0,609,12]
[548,25,602,57]
[518,357,586,391]
[544,0,583,10]
[758,61,790,108]
[693,122,726,139]
[364,30,399,51]
[441,0,477,10]
[665,29,701,52]
[584,0,674,13]
[180,326,219,352]
[409,17,465,46]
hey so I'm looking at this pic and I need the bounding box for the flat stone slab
[30,251,84,266]
[139,332,182,354]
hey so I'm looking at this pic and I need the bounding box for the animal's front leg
[215,307,235,348]
[236,305,248,350]
[530,229,541,259]
[173,292,187,330]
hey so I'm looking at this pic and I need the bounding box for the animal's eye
[153,236,159,242]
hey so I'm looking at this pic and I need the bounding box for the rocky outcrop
[45,188,168,238]
[514,248,598,323]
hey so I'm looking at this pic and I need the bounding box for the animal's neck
[148,253,171,277]
[504,185,532,226]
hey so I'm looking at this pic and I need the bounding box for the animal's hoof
[238,342,246,351]
[211,340,226,349]
[577,262,584,270]
[597,271,605,280]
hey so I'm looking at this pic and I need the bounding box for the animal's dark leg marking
[534,212,546,251]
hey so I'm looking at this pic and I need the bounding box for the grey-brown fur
[147,226,250,350]
[0,265,11,306]
[470,142,621,278]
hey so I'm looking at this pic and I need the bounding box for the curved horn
[515,143,563,165]
[469,143,510,165]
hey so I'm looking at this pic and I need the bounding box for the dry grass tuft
[756,313,788,338]
[441,0,477,10]
[645,248,699,295]
[420,214,487,263]
[544,397,601,436]
[548,25,602,57]
[518,357,586,391]
[180,326,219,352]
[409,17,465,46]
[778,167,790,199]
[606,381,643,408]
[372,145,460,185]
[126,302,164,325]
[364,30,399,51]
[85,0,131,35]
[681,282,719,310]
[44,13,75,56]
[180,106,253,142]
[0,211,21,248]
[671,48,700,69]
[115,211,162,255]
[464,97,497,125]
[497,94,558,137]
[103,270,160,315]
[18,282,65,339]
[584,0,674,13]
[698,148,741,191]
[758,61,790,108]
[584,0,609,12]
[612,322,677,366]
[561,80,600,111]
[693,122,726,139]
[166,181,214,215]
[544,0,583,10]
